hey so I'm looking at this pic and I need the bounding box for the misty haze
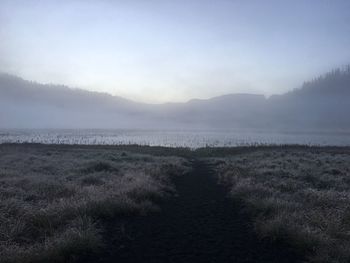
[1,1,350,263]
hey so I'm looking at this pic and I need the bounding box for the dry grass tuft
[212,149,350,263]
[0,145,189,263]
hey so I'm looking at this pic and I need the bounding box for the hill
[267,66,350,130]
[1,66,350,130]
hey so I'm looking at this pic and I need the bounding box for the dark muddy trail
[95,160,302,263]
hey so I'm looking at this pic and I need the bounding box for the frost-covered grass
[0,144,189,263]
[212,148,350,263]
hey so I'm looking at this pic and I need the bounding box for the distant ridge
[1,66,350,130]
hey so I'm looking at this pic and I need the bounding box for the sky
[1,0,350,103]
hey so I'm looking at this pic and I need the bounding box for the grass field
[0,144,189,263]
[1,144,350,263]
[212,148,350,263]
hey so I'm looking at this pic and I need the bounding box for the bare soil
[93,160,303,263]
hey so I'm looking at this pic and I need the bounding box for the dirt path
[96,160,302,263]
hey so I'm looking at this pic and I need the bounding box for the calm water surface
[0,129,350,148]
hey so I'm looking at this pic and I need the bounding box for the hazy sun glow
[1,0,350,103]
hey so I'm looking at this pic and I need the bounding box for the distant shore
[1,142,350,156]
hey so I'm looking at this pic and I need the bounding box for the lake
[1,129,350,148]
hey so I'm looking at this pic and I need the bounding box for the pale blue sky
[1,0,350,103]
